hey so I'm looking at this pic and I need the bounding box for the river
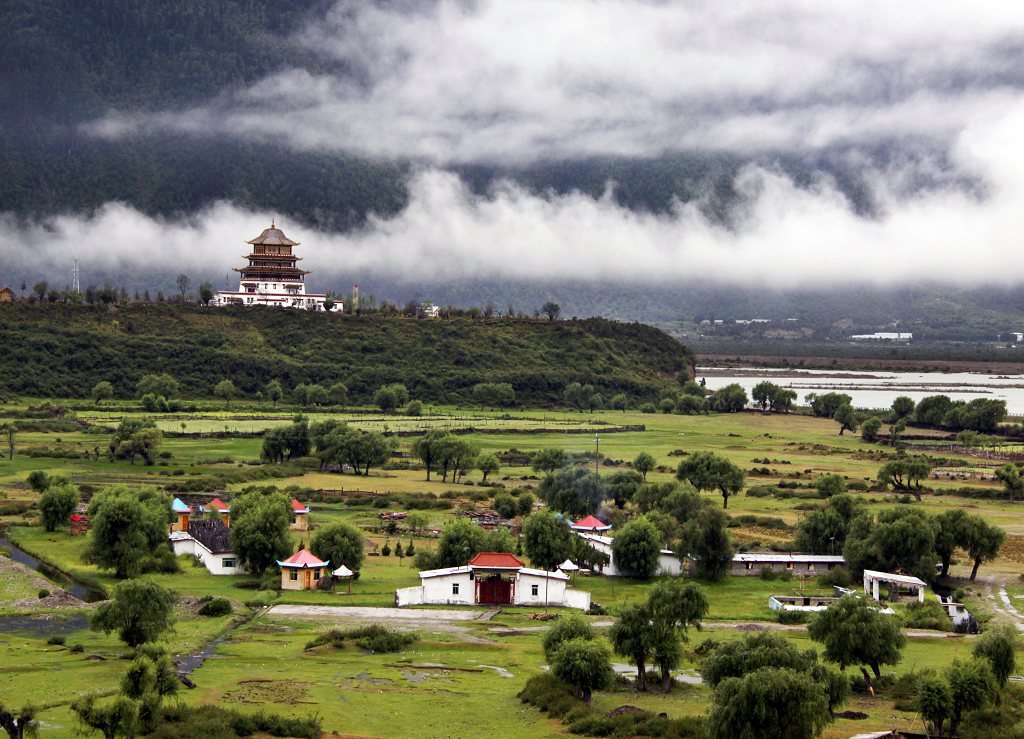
[0,534,105,603]
[699,367,1024,415]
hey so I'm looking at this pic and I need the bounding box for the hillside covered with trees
[0,303,694,403]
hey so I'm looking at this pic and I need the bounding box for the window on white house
[531,584,539,596]
[786,562,794,570]
[807,564,815,572]
[745,562,753,570]
[222,558,235,568]
[452,583,460,595]
[289,570,298,581]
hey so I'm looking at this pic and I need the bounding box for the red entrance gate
[477,575,512,605]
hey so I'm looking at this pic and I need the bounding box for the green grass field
[2,400,1024,737]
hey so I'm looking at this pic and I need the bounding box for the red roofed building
[202,497,231,527]
[277,548,329,591]
[396,552,591,610]
[290,498,311,531]
[468,552,524,569]
[570,515,611,532]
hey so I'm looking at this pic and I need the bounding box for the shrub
[372,497,391,508]
[198,598,233,617]
[777,610,809,624]
[901,601,951,631]
[38,588,51,599]
[46,635,65,645]
[305,624,414,653]
[759,568,793,581]
[817,566,852,588]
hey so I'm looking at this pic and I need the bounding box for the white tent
[557,559,579,572]
[333,564,355,593]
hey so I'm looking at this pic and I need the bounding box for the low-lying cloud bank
[8,97,1024,289]
[84,0,1024,164]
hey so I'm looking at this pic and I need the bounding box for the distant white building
[395,552,591,610]
[850,332,912,341]
[214,222,341,311]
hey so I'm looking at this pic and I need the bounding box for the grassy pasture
[4,401,1024,737]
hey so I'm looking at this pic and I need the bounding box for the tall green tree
[833,403,858,435]
[542,612,596,661]
[610,516,663,578]
[91,380,114,405]
[264,379,283,406]
[522,510,572,571]
[213,379,238,408]
[311,522,366,572]
[632,452,656,481]
[230,490,292,576]
[676,451,744,508]
[962,517,1005,581]
[916,674,952,737]
[680,507,734,581]
[934,509,969,577]
[477,453,500,482]
[808,597,905,692]
[91,579,175,648]
[532,448,569,478]
[136,373,179,399]
[38,482,79,532]
[995,463,1024,503]
[538,466,608,517]
[609,605,655,691]
[0,702,36,739]
[891,396,915,420]
[550,638,613,703]
[947,658,995,735]
[645,579,708,691]
[84,488,171,578]
[972,624,1016,689]
[709,667,832,739]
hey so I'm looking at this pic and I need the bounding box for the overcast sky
[12,0,1024,287]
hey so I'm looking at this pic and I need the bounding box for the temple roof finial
[271,217,276,228]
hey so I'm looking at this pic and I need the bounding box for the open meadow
[2,398,1024,737]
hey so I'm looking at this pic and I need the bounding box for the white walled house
[576,532,683,577]
[396,552,591,610]
[169,520,246,575]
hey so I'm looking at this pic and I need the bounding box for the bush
[305,624,415,653]
[517,673,580,719]
[777,610,809,625]
[901,601,951,631]
[46,635,65,645]
[817,567,852,588]
[372,497,391,508]
[198,598,233,617]
[759,568,793,581]
[38,588,51,599]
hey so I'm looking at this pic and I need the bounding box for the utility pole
[594,436,600,476]
[72,257,80,294]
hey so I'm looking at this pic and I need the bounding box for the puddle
[0,613,90,636]
[610,663,703,685]
[478,665,514,678]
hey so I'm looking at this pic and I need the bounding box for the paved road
[267,605,488,621]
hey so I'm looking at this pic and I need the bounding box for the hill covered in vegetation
[0,304,694,404]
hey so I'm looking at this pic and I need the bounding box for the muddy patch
[224,678,315,704]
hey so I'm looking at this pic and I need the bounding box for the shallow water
[700,367,1024,414]
[0,535,105,603]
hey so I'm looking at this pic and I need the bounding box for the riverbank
[699,354,1024,374]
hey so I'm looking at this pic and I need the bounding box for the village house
[278,549,329,590]
[730,552,845,577]
[290,498,310,531]
[575,532,844,579]
[0,287,14,302]
[575,533,683,577]
[171,498,192,532]
[214,222,341,311]
[569,515,611,533]
[200,497,231,527]
[395,552,591,610]
[168,519,246,575]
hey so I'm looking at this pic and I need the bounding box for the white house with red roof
[396,552,591,610]
[277,549,329,590]
[290,498,310,531]
[570,515,611,532]
[576,532,683,577]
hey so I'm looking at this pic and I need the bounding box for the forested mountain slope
[0,303,693,403]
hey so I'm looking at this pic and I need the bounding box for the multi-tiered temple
[214,222,340,311]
